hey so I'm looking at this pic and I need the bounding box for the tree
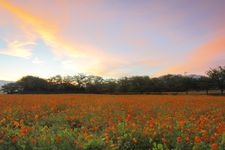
[2,66,225,95]
[18,76,48,93]
[182,76,196,95]
[63,76,74,85]
[118,77,130,93]
[207,66,225,94]
[197,76,212,95]
[73,74,87,92]
[159,74,186,92]
[48,75,63,84]
[102,79,117,93]
[85,75,104,93]
[128,76,150,93]
[149,77,164,92]
[1,83,22,94]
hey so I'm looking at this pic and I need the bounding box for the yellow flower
[13,121,20,128]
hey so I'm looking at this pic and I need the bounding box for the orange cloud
[189,37,225,65]
[0,0,83,57]
[155,36,225,76]
[0,0,121,75]
[0,0,115,58]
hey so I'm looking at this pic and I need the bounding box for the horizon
[0,72,207,82]
[0,0,225,81]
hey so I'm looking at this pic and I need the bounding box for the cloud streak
[0,0,122,75]
[0,0,82,57]
[0,0,116,60]
[0,40,34,58]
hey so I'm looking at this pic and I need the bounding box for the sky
[0,0,225,81]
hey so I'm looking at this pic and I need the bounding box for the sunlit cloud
[0,40,34,58]
[0,1,79,56]
[0,0,122,75]
[0,1,91,58]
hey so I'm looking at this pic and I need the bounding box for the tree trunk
[206,89,208,95]
[221,89,224,95]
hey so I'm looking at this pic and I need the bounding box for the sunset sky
[0,0,225,81]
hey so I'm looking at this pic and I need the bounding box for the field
[0,95,224,150]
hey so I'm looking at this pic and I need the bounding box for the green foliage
[152,142,164,150]
[207,66,225,94]
[118,133,150,150]
[192,143,211,150]
[83,138,106,150]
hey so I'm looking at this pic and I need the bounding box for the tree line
[1,66,225,95]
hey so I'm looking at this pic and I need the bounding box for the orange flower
[194,136,201,143]
[56,135,61,143]
[201,130,208,136]
[185,136,190,142]
[34,114,38,120]
[110,144,116,148]
[104,135,110,143]
[211,143,218,150]
[20,126,32,136]
[31,139,36,144]
[162,137,167,143]
[176,136,182,143]
[11,137,17,144]
[74,139,78,145]
[0,118,6,123]
[203,136,208,142]
[13,121,20,128]
[86,134,93,140]
[210,136,216,143]
[126,114,132,121]
[131,138,137,143]
[19,119,24,124]
[178,120,185,127]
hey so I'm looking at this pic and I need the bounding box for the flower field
[0,94,224,149]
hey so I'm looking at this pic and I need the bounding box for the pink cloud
[155,36,225,76]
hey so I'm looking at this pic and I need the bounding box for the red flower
[56,135,61,143]
[20,126,32,136]
[162,138,167,143]
[126,114,132,121]
[34,114,38,120]
[131,138,137,143]
[177,136,182,143]
[211,143,218,150]
[185,136,190,142]
[11,137,17,144]
[31,139,36,144]
[210,136,216,143]
[74,139,78,145]
[194,136,201,143]
[178,120,185,127]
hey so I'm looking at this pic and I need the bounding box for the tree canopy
[207,66,225,94]
[1,66,224,95]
